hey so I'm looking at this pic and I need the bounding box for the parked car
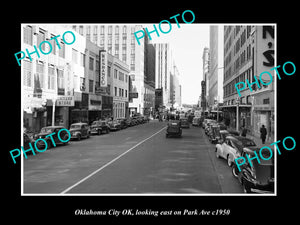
[69,122,90,141]
[218,122,227,130]
[166,120,182,138]
[192,117,201,126]
[117,118,128,129]
[232,148,274,193]
[208,125,221,144]
[108,120,121,131]
[202,119,214,129]
[98,120,110,134]
[90,121,103,135]
[180,118,190,128]
[205,121,217,135]
[23,133,41,154]
[126,118,134,127]
[36,126,70,148]
[215,136,256,167]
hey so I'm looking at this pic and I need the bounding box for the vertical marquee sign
[100,50,107,87]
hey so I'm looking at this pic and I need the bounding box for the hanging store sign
[100,51,107,87]
[56,96,74,106]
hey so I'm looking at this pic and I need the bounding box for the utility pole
[236,97,240,132]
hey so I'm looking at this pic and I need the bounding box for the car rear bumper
[243,178,274,193]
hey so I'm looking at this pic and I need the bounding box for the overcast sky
[151,24,210,105]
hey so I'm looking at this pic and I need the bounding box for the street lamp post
[236,97,240,132]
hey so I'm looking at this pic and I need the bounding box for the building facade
[22,24,80,132]
[70,24,146,116]
[200,47,210,112]
[143,32,156,116]
[209,26,224,110]
[22,24,129,133]
[154,43,172,110]
[222,25,274,140]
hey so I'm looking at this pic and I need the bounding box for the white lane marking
[60,126,166,194]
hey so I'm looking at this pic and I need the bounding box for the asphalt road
[23,120,243,194]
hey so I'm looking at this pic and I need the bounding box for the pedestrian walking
[241,125,247,137]
[260,124,267,144]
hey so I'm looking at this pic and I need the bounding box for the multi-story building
[70,24,147,116]
[251,25,275,139]
[200,47,210,112]
[22,24,129,133]
[222,25,274,140]
[170,64,181,109]
[107,54,130,119]
[222,25,253,131]
[209,26,224,110]
[22,24,82,132]
[143,32,156,116]
[154,43,173,110]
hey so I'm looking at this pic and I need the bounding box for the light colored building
[170,64,181,109]
[154,43,173,109]
[22,24,83,132]
[70,24,146,116]
[209,25,224,109]
[107,54,130,119]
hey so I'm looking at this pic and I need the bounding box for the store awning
[220,104,252,108]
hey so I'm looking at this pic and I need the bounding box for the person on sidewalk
[241,125,247,137]
[260,124,267,144]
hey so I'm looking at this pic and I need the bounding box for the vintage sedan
[99,120,110,134]
[192,117,201,126]
[90,121,103,135]
[117,118,128,129]
[166,120,182,138]
[69,122,90,141]
[36,126,70,148]
[108,120,121,131]
[215,136,256,167]
[23,133,42,154]
[180,118,190,128]
[232,148,274,193]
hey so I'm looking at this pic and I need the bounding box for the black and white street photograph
[20,23,276,195]
[4,3,299,223]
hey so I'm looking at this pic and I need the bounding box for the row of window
[224,68,252,98]
[24,26,66,58]
[74,25,136,36]
[77,77,128,99]
[23,60,64,92]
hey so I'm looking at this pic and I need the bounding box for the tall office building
[154,43,173,109]
[200,47,210,111]
[209,25,224,109]
[71,24,149,115]
[222,25,274,139]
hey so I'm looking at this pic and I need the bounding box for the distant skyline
[151,24,210,105]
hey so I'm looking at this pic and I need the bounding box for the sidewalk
[245,133,274,149]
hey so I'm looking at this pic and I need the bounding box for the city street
[23,120,243,194]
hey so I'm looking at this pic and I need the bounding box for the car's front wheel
[232,164,239,178]
[227,155,232,167]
